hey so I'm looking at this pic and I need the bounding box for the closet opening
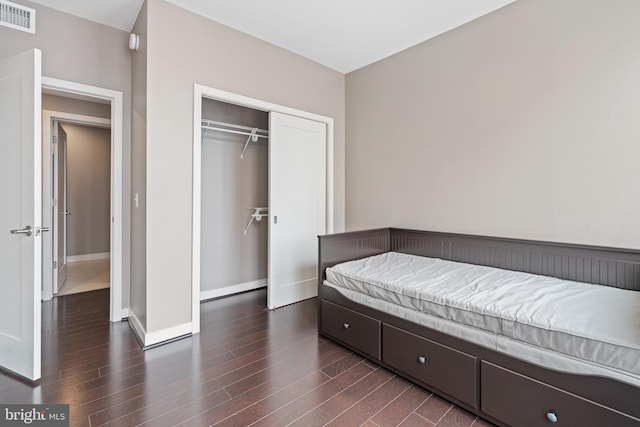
[200,100,269,301]
[192,85,335,334]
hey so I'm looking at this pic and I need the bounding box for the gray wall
[62,124,111,256]
[143,0,345,333]
[43,94,111,119]
[1,0,133,309]
[345,0,640,249]
[201,100,268,293]
[130,0,148,329]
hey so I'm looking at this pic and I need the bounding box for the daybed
[318,228,640,427]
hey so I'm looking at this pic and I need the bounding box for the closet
[200,99,327,309]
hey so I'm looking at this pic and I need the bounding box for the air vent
[0,0,35,34]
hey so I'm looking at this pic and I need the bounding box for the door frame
[191,84,334,334]
[41,77,125,322]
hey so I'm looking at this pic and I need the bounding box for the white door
[0,49,42,381]
[53,121,68,292]
[268,112,326,309]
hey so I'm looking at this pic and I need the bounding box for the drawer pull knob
[546,411,558,423]
[418,356,426,364]
[343,323,350,329]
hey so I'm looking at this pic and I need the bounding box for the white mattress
[325,252,640,380]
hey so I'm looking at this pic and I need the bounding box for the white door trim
[41,77,125,322]
[191,84,335,334]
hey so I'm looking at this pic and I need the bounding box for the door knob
[10,225,32,236]
[64,210,71,216]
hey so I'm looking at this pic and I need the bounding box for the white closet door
[0,49,42,381]
[268,112,326,309]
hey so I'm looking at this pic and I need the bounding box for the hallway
[57,259,110,296]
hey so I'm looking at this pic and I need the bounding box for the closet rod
[201,119,268,139]
[201,125,269,139]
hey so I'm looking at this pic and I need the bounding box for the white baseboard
[127,309,146,347]
[67,252,110,262]
[145,322,192,347]
[128,309,192,348]
[200,279,267,301]
[119,308,129,319]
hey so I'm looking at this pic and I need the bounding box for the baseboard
[120,308,129,319]
[67,252,110,262]
[127,309,146,348]
[200,279,267,301]
[145,322,192,348]
[128,309,192,348]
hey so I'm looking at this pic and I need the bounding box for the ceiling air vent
[0,0,35,34]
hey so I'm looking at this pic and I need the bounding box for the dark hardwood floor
[0,289,495,427]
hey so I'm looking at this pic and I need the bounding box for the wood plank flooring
[0,289,495,427]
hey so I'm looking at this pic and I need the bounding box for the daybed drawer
[382,324,477,408]
[321,300,381,359]
[481,362,640,427]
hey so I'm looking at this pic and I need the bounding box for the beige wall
[62,124,111,256]
[43,94,111,119]
[143,0,345,333]
[201,99,268,293]
[346,0,640,249]
[130,0,148,329]
[0,1,132,310]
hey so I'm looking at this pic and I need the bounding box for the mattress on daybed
[325,252,640,379]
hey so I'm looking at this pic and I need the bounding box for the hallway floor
[57,258,110,296]
[0,289,494,427]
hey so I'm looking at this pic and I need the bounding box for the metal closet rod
[201,119,268,139]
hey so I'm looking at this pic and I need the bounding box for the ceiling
[28,0,518,73]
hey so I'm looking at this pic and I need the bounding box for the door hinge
[53,261,57,269]
[52,135,57,144]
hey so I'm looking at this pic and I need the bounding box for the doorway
[40,77,125,322]
[52,120,112,296]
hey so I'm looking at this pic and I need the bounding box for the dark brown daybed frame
[318,228,640,427]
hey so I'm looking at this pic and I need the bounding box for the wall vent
[0,0,35,34]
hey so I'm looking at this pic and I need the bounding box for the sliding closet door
[268,112,326,309]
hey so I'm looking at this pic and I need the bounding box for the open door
[0,49,43,381]
[52,121,68,293]
[268,112,326,309]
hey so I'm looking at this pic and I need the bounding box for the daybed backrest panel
[450,242,529,272]
[318,228,391,283]
[529,251,640,291]
[388,234,447,259]
[390,229,640,291]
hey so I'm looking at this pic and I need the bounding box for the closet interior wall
[201,99,268,298]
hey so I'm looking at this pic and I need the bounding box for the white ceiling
[28,0,518,73]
